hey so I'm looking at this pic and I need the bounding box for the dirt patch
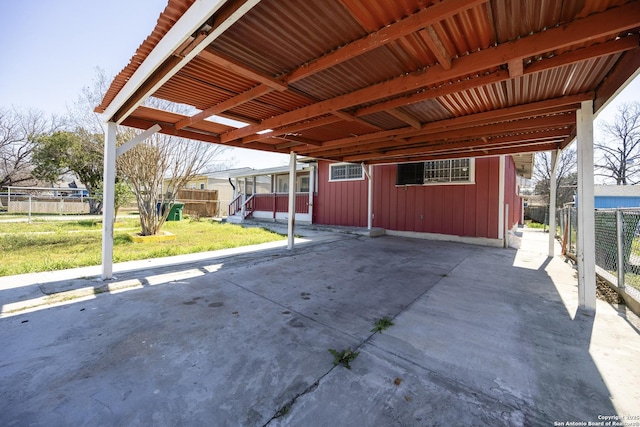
[596,278,624,305]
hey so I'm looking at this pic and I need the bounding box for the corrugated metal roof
[97,0,640,164]
[96,0,196,113]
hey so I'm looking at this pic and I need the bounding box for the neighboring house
[594,185,640,209]
[164,168,270,215]
[228,164,313,222]
[229,154,529,246]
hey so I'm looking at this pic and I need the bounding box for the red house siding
[370,158,500,239]
[313,157,514,240]
[314,163,368,227]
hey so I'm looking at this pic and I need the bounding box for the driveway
[1,230,639,426]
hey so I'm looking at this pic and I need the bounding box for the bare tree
[118,128,225,235]
[0,107,60,189]
[533,147,577,206]
[67,67,110,135]
[595,101,640,185]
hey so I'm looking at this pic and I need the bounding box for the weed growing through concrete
[328,347,359,369]
[371,317,394,333]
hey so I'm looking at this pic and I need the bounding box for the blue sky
[0,0,638,169]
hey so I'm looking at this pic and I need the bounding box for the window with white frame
[397,158,474,185]
[329,163,363,181]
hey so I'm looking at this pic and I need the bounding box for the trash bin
[166,202,184,221]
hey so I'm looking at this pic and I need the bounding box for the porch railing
[242,194,255,218]
[229,193,310,219]
[228,194,243,217]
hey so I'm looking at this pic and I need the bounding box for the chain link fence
[559,206,640,305]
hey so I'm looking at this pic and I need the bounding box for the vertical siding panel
[379,166,390,229]
[421,189,435,233]
[405,186,415,231]
[436,186,445,233]
[475,158,489,238]
[452,187,465,235]
[415,184,425,232]
[464,184,476,236]
[442,186,454,235]
[388,167,398,230]
[487,157,500,239]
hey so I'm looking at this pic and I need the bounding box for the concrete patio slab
[1,229,639,426]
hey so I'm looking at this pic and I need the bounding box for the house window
[200,183,205,190]
[299,176,310,192]
[276,175,289,193]
[276,174,310,192]
[397,158,474,185]
[329,163,363,181]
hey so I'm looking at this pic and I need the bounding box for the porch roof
[96,0,640,165]
[228,163,310,179]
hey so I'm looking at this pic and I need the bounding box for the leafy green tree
[114,181,134,219]
[32,130,104,214]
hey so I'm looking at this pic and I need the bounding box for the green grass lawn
[0,217,285,277]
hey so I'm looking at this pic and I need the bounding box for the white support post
[287,152,296,250]
[577,100,596,311]
[498,155,506,241]
[101,122,117,280]
[308,163,315,223]
[549,149,560,257]
[367,165,374,230]
[506,204,511,248]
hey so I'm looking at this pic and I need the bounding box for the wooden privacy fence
[177,189,219,218]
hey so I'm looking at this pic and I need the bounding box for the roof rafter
[284,0,487,83]
[221,2,640,144]
[300,93,590,154]
[342,129,571,162]
[352,35,637,120]
[420,26,452,70]
[173,0,484,132]
[364,142,560,165]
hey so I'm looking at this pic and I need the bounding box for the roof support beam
[285,0,486,83]
[199,49,288,91]
[508,59,523,78]
[221,2,640,143]
[264,135,323,147]
[595,47,640,113]
[363,142,560,165]
[302,93,589,153]
[101,0,260,124]
[330,128,570,161]
[354,35,636,119]
[176,0,481,131]
[116,124,162,157]
[387,108,422,130]
[331,111,382,129]
[420,26,452,70]
[175,84,272,130]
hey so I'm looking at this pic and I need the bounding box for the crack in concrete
[258,244,477,425]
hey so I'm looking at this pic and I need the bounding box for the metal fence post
[616,210,625,290]
[568,208,572,253]
[28,195,32,224]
